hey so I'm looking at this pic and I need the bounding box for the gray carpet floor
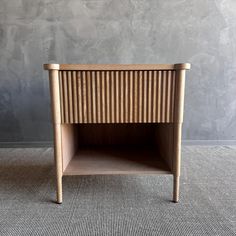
[0,146,235,236]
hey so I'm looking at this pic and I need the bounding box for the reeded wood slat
[143,71,147,123]
[82,71,87,123]
[77,71,83,123]
[120,71,124,123]
[161,71,167,123]
[152,70,157,123]
[148,71,152,123]
[86,71,92,123]
[110,71,114,123]
[165,71,171,122]
[129,71,134,123]
[171,71,176,122]
[91,71,96,123]
[96,71,101,123]
[68,71,73,123]
[139,71,143,123]
[157,71,162,122]
[106,71,110,123]
[58,69,179,124]
[134,71,137,123]
[59,71,64,123]
[116,71,119,123]
[72,71,78,123]
[101,71,106,123]
[62,71,69,123]
[125,71,129,123]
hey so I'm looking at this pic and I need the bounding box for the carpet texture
[0,146,235,235]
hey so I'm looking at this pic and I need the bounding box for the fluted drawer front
[59,70,177,124]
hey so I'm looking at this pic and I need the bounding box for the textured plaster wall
[0,0,236,142]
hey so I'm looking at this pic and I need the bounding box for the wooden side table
[44,63,190,204]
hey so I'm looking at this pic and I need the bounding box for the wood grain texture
[61,124,77,172]
[58,69,178,124]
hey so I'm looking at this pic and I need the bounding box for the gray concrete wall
[0,0,236,143]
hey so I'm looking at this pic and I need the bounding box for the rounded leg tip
[57,197,62,204]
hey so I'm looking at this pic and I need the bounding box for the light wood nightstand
[44,63,190,204]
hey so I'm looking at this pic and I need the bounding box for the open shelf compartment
[64,145,171,175]
[61,123,174,176]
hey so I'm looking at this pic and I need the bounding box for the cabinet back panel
[76,124,156,145]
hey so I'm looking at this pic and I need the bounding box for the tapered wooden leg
[54,124,63,204]
[56,176,62,204]
[48,68,63,204]
[173,175,180,203]
[172,123,182,203]
[172,69,186,203]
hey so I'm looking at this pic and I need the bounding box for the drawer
[59,70,177,124]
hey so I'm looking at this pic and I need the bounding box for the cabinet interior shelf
[63,145,171,175]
